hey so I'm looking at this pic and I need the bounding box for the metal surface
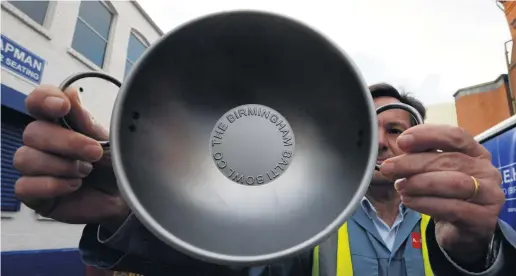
[374,102,424,171]
[209,104,296,186]
[60,10,380,265]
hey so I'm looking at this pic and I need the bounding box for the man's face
[371,96,412,185]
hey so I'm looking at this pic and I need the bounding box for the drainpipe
[504,39,516,115]
[496,1,504,12]
[495,1,516,114]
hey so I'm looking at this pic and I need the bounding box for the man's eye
[388,128,404,135]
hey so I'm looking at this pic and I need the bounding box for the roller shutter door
[1,119,24,212]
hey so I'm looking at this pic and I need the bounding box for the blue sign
[481,125,516,230]
[1,34,45,84]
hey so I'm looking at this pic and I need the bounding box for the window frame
[1,0,55,40]
[124,29,150,78]
[70,0,117,69]
[6,0,51,26]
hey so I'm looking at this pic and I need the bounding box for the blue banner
[1,34,45,84]
[481,125,516,230]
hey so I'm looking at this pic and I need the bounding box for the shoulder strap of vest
[312,222,353,276]
[420,214,434,276]
[313,244,320,276]
[336,222,353,276]
[312,215,434,276]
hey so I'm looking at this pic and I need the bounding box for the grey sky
[138,0,511,105]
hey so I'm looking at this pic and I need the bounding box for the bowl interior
[112,11,376,262]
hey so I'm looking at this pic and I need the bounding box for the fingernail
[379,162,395,181]
[381,160,395,174]
[83,144,103,162]
[69,180,82,188]
[76,90,82,104]
[83,108,94,124]
[78,161,93,177]
[394,178,406,191]
[43,96,65,111]
[397,134,414,147]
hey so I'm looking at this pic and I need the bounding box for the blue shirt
[360,197,407,252]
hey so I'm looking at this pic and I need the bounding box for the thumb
[63,87,109,141]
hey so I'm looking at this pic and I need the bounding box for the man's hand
[379,124,505,265]
[13,85,130,228]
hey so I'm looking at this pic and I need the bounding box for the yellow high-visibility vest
[312,214,433,276]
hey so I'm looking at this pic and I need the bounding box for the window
[8,0,49,25]
[125,32,148,78]
[71,1,113,68]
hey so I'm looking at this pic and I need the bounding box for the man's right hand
[13,85,130,228]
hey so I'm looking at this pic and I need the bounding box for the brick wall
[454,75,512,136]
[501,1,516,112]
[453,2,516,136]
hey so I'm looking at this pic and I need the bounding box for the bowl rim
[109,9,379,266]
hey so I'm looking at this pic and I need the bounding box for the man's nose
[378,129,388,152]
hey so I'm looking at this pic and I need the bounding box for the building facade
[452,1,516,136]
[1,1,162,274]
[454,74,513,136]
[500,0,516,102]
[453,2,516,234]
[424,102,458,126]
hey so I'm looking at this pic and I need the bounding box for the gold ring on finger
[467,176,479,201]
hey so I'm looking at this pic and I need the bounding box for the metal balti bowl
[108,10,378,266]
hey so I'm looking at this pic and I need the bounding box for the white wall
[424,102,458,126]
[1,0,162,251]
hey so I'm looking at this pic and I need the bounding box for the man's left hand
[379,124,505,265]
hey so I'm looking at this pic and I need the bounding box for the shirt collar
[360,196,407,221]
